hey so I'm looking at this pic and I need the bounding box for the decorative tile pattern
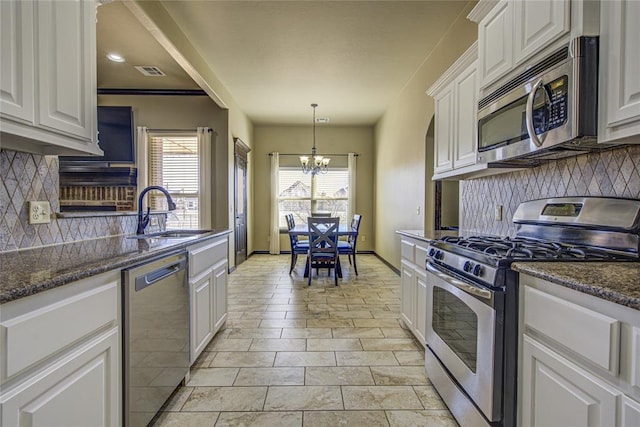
[0,149,164,251]
[460,145,640,235]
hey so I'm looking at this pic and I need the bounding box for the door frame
[234,137,250,266]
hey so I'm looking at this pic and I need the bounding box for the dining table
[288,224,358,278]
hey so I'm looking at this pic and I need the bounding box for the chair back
[308,217,340,256]
[285,213,299,246]
[311,212,331,217]
[348,214,362,244]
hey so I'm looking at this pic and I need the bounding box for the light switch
[495,205,503,221]
[29,201,51,224]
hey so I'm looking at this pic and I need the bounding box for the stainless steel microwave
[477,37,604,166]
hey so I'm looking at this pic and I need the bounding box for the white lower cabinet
[521,335,619,427]
[188,234,229,364]
[399,236,429,346]
[0,271,120,427]
[520,274,640,427]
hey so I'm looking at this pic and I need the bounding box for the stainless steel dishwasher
[122,251,189,427]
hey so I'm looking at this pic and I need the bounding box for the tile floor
[152,254,458,427]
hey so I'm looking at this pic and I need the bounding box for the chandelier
[300,103,330,175]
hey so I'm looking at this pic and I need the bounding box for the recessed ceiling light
[316,117,330,124]
[107,53,125,63]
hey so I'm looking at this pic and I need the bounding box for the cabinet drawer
[400,240,415,263]
[189,237,227,277]
[524,286,620,373]
[1,280,118,381]
[415,244,429,270]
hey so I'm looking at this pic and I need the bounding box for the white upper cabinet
[453,63,479,169]
[0,0,101,156]
[470,0,575,93]
[478,0,513,89]
[513,0,570,65]
[432,83,455,174]
[598,0,640,143]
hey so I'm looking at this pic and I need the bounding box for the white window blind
[148,135,199,229]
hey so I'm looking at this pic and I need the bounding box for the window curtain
[270,152,280,254]
[348,153,357,220]
[197,127,212,229]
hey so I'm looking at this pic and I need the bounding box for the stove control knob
[428,248,436,258]
[472,264,483,277]
[436,250,445,260]
[463,261,473,272]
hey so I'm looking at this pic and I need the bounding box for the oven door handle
[426,262,492,300]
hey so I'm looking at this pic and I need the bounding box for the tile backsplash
[460,145,640,236]
[0,149,163,252]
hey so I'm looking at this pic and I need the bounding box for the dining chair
[338,214,362,275]
[286,213,308,274]
[307,217,340,286]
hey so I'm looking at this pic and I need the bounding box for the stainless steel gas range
[424,197,640,427]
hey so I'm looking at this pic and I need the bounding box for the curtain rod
[146,128,213,133]
[268,153,358,157]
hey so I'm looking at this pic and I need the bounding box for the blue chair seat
[337,241,352,250]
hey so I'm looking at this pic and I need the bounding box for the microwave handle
[525,78,546,147]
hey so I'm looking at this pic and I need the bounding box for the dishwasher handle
[135,257,187,292]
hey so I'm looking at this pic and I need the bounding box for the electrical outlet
[495,205,503,221]
[29,201,51,224]
[361,235,366,242]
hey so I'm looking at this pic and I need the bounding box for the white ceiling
[97,1,471,125]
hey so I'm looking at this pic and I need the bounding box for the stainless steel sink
[126,229,213,239]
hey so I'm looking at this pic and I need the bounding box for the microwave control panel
[546,76,568,129]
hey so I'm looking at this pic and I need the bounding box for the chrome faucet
[137,186,177,234]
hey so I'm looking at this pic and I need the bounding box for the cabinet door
[400,260,416,331]
[478,0,513,89]
[1,328,119,427]
[414,268,427,346]
[36,0,95,141]
[213,260,228,333]
[513,0,570,66]
[433,83,454,174]
[0,0,34,123]
[599,0,640,143]
[622,395,640,427]
[521,335,620,427]
[453,61,478,169]
[190,271,214,363]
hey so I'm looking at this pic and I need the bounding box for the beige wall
[253,125,375,253]
[98,95,230,233]
[373,1,477,269]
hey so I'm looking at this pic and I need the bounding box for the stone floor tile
[182,386,267,411]
[241,311,287,319]
[187,368,239,386]
[259,319,307,328]
[249,338,306,352]
[274,351,336,367]
[413,386,448,410]
[160,386,194,412]
[361,338,421,351]
[234,367,305,386]
[393,350,426,366]
[342,386,423,410]
[335,351,399,366]
[151,411,218,426]
[306,338,362,351]
[386,410,459,427]
[302,410,389,427]
[331,327,384,338]
[381,327,413,338]
[226,328,282,339]
[263,386,343,411]
[215,411,302,427]
[353,319,403,328]
[280,328,332,338]
[306,318,355,328]
[305,366,375,385]
[370,366,429,385]
[329,310,373,319]
[205,338,252,352]
[209,352,275,368]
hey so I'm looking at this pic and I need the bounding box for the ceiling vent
[134,66,166,77]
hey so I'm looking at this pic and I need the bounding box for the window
[278,167,350,228]
[148,135,199,229]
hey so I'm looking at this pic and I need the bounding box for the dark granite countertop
[512,262,640,311]
[395,229,459,243]
[0,230,232,304]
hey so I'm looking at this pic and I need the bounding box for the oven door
[425,261,501,421]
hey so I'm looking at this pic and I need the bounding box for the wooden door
[234,138,250,266]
